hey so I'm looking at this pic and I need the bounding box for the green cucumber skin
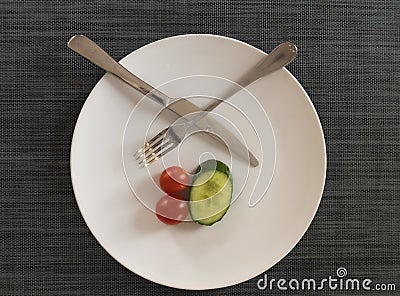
[192,203,230,226]
[194,159,232,181]
[189,160,233,226]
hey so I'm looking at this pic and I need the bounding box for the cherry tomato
[156,194,188,225]
[159,166,189,193]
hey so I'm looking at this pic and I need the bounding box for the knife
[68,35,297,167]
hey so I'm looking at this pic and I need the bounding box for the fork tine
[152,143,176,161]
[147,128,168,146]
[135,136,164,160]
[136,132,171,162]
[134,128,168,158]
[135,139,161,159]
[135,122,186,167]
[142,139,173,164]
[139,140,175,167]
[142,144,176,167]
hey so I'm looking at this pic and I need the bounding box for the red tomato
[156,194,188,225]
[159,166,189,193]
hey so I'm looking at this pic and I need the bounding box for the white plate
[70,34,326,290]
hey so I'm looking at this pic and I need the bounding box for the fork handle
[203,41,297,112]
[236,41,297,87]
[68,35,171,106]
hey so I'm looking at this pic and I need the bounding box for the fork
[135,42,298,166]
[134,116,197,167]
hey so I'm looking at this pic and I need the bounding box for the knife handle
[68,35,171,107]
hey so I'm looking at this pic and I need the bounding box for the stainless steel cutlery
[68,35,297,167]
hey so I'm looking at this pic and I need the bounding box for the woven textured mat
[1,1,399,294]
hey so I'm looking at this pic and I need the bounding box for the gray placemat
[1,0,399,295]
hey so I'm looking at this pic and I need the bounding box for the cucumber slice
[189,160,233,226]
